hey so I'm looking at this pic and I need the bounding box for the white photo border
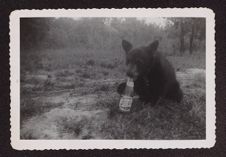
[10,8,215,150]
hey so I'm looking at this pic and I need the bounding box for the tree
[167,18,206,55]
[189,19,195,54]
[189,18,206,54]
[20,18,51,50]
[179,19,186,55]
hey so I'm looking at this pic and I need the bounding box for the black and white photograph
[10,9,215,149]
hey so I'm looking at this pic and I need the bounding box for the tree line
[20,17,205,55]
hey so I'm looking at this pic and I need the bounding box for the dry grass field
[20,48,206,139]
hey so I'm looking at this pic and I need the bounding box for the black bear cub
[118,40,183,105]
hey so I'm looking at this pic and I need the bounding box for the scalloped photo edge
[10,8,215,150]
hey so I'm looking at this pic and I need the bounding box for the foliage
[20,17,205,55]
[167,18,205,54]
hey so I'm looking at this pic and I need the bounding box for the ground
[20,48,206,139]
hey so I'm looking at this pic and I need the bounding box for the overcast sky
[137,17,169,28]
[71,17,170,28]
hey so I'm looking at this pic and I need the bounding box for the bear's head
[122,40,159,80]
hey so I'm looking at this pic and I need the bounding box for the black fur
[117,40,183,105]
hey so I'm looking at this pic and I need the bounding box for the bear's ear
[122,40,133,53]
[147,40,159,52]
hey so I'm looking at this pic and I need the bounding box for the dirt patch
[21,108,108,139]
[21,93,110,139]
[20,68,206,139]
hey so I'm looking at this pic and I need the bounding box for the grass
[98,90,205,139]
[20,98,63,124]
[167,53,205,71]
[20,47,206,139]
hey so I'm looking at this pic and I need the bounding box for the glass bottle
[119,77,134,112]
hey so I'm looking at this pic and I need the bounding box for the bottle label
[119,96,133,112]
